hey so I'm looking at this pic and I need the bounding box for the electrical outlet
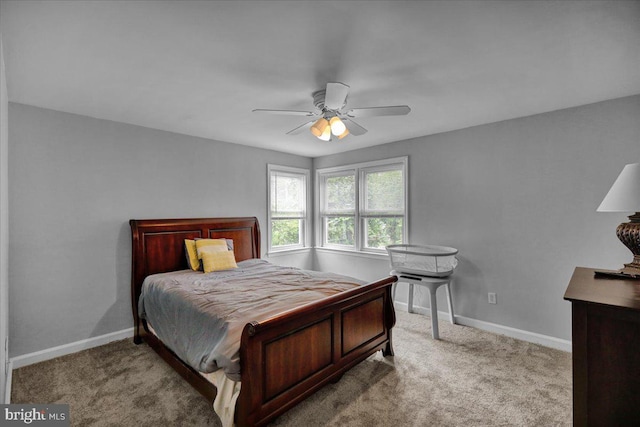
[488,292,497,304]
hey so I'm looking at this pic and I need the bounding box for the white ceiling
[2,0,639,158]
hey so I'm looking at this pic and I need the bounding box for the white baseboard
[4,360,11,403]
[394,301,572,352]
[7,303,572,371]
[10,328,134,369]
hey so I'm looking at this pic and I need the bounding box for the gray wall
[314,95,640,341]
[8,103,312,357]
[7,95,640,356]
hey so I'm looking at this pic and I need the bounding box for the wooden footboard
[236,276,396,427]
[130,217,397,427]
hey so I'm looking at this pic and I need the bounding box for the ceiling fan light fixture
[318,125,331,141]
[310,118,329,137]
[329,116,346,136]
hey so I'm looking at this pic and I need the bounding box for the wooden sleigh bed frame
[130,217,397,426]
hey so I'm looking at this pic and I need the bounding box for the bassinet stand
[391,272,455,339]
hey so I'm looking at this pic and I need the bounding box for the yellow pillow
[202,251,238,273]
[184,239,200,271]
[195,239,229,261]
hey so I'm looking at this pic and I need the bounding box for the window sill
[266,247,312,257]
[314,247,389,260]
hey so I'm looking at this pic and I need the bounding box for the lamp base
[616,212,640,276]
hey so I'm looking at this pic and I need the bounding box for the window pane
[271,219,302,247]
[365,169,403,212]
[325,174,355,212]
[364,217,403,249]
[326,216,355,246]
[271,173,305,217]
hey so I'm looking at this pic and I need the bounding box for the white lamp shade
[310,118,329,137]
[337,127,350,139]
[329,117,346,136]
[597,163,640,212]
[318,125,331,141]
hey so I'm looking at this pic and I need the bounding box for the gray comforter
[138,259,364,381]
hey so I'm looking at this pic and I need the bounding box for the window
[317,157,408,253]
[323,171,356,248]
[268,165,310,252]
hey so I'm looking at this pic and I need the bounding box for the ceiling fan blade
[252,109,315,116]
[346,105,411,118]
[286,120,315,135]
[324,82,350,110]
[343,118,367,136]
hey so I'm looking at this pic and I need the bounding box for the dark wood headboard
[129,217,260,341]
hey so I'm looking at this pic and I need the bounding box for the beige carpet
[11,310,572,426]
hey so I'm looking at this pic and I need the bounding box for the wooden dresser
[564,267,640,426]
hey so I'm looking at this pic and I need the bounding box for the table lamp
[597,163,640,276]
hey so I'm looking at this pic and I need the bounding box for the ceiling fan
[252,82,411,141]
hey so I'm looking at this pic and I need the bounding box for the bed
[130,217,397,426]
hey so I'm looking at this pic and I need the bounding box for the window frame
[319,169,358,250]
[267,164,311,254]
[316,156,408,254]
